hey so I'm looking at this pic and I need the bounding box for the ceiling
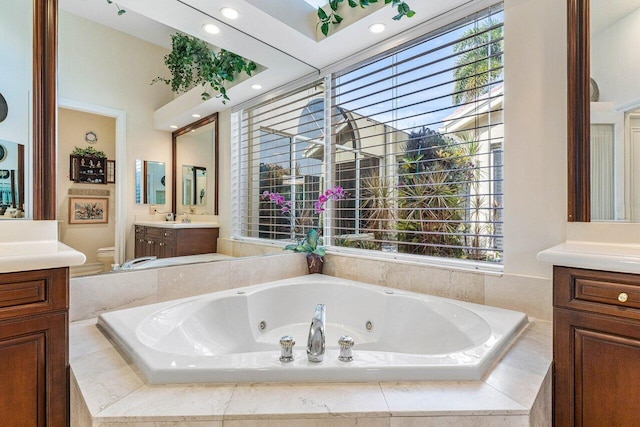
[59,0,474,129]
[591,0,640,35]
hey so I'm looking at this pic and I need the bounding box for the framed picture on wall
[69,197,108,224]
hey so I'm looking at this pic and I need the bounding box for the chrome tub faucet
[307,304,326,363]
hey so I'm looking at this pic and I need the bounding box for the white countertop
[135,220,219,229]
[0,241,86,273]
[0,220,86,273]
[537,241,640,274]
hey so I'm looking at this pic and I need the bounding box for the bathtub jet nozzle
[306,304,326,363]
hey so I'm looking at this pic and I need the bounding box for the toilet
[96,246,116,272]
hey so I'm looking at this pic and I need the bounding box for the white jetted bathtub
[97,275,528,384]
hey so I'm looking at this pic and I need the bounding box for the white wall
[58,11,174,259]
[591,8,640,107]
[0,0,32,214]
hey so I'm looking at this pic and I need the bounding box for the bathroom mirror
[182,165,207,206]
[0,140,25,217]
[172,114,218,215]
[568,0,640,222]
[0,0,41,219]
[135,160,166,205]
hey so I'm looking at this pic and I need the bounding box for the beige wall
[58,10,174,260]
[58,109,116,264]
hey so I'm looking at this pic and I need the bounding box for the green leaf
[306,229,319,249]
[333,14,343,24]
[317,7,328,20]
[284,244,298,251]
[321,22,329,36]
[348,0,357,6]
[329,0,339,11]
[406,10,415,17]
[312,247,326,257]
[392,13,402,20]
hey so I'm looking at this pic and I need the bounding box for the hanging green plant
[318,0,415,36]
[72,146,107,158]
[152,33,257,103]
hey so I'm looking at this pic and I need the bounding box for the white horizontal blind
[238,82,326,241]
[328,4,504,262]
[237,4,504,264]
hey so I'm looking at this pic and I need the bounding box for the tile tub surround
[70,252,309,321]
[70,318,551,426]
[219,239,553,321]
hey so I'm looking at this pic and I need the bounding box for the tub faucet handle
[338,335,354,362]
[279,335,295,363]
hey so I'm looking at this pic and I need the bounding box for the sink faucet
[306,304,326,363]
[180,212,192,223]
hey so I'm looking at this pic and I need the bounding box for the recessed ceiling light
[220,7,239,19]
[368,23,386,34]
[192,114,201,118]
[202,23,220,34]
[170,125,178,129]
[251,84,263,90]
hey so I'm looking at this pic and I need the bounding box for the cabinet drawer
[144,226,163,239]
[0,268,67,320]
[161,229,175,239]
[554,266,640,320]
[575,278,640,310]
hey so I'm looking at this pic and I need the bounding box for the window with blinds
[236,82,326,241]
[236,4,504,264]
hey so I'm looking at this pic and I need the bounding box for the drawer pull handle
[618,292,629,303]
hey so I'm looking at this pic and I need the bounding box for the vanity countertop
[0,220,86,273]
[134,220,219,229]
[0,241,86,273]
[537,241,640,274]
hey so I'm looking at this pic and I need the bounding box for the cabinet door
[554,308,640,427]
[0,312,68,426]
[134,227,145,258]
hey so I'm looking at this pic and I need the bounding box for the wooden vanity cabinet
[134,225,218,258]
[553,266,640,427]
[0,267,69,426]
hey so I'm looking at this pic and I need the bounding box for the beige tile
[96,384,235,421]
[230,255,284,287]
[409,267,484,303]
[70,269,159,321]
[529,367,552,427]
[71,348,144,416]
[233,241,283,257]
[70,319,113,362]
[225,383,388,419]
[71,371,94,427]
[225,418,389,427]
[323,254,358,280]
[356,258,412,289]
[217,238,234,256]
[157,261,231,301]
[390,415,529,427]
[96,422,222,427]
[484,321,552,409]
[380,381,527,417]
[484,274,552,320]
[282,252,310,278]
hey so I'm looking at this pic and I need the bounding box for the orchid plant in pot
[262,186,346,273]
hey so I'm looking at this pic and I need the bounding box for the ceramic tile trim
[70,319,551,426]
